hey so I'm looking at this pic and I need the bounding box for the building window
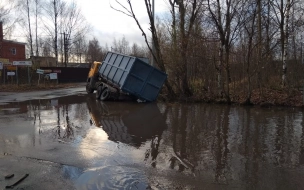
[11,48,16,55]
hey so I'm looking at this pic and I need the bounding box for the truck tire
[86,82,94,94]
[100,87,110,101]
[96,85,103,99]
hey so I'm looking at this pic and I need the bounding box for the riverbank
[238,88,303,107]
[1,83,303,107]
[160,87,304,108]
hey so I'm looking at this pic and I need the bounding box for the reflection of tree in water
[163,105,233,182]
[32,99,54,135]
[31,100,44,146]
[74,103,87,120]
[63,105,74,139]
[1,98,84,146]
[167,104,232,182]
[141,105,171,168]
[164,105,195,172]
[53,104,74,140]
[56,106,61,138]
[273,113,298,167]
[32,101,42,134]
[144,136,161,168]
[300,113,304,165]
[240,108,262,187]
[212,106,231,184]
[162,104,304,187]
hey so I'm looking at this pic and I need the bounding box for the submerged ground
[1,86,304,189]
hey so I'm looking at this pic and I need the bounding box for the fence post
[38,73,40,85]
[3,67,5,85]
[16,66,18,85]
[28,66,30,85]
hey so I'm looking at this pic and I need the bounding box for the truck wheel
[100,87,110,101]
[96,85,103,99]
[86,83,94,94]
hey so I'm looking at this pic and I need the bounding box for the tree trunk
[257,0,262,91]
[53,0,58,66]
[217,43,224,96]
[225,46,231,103]
[35,0,39,56]
[26,0,33,57]
[282,0,291,87]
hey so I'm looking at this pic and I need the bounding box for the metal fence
[0,67,89,85]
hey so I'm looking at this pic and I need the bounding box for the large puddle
[1,94,304,189]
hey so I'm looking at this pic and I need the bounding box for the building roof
[2,39,27,45]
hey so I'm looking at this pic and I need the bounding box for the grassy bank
[160,88,304,108]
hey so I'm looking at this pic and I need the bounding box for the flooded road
[1,91,304,189]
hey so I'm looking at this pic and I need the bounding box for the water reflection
[76,166,150,190]
[157,104,304,188]
[1,96,304,189]
[86,97,167,147]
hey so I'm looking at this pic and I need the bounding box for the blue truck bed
[98,52,167,102]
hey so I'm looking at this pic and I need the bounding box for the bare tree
[34,0,40,56]
[111,36,130,54]
[283,0,291,87]
[41,38,52,56]
[174,0,202,97]
[0,0,20,59]
[17,0,34,56]
[60,1,90,66]
[241,1,258,104]
[26,0,33,56]
[271,0,294,87]
[71,34,87,63]
[86,37,105,65]
[166,0,179,92]
[18,0,42,56]
[111,0,175,99]
[130,43,148,57]
[0,0,20,39]
[42,0,89,66]
[207,0,243,103]
[130,43,140,56]
[43,0,66,66]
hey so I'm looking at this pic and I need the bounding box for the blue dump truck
[86,51,167,102]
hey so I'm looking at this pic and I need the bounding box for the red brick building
[0,22,26,63]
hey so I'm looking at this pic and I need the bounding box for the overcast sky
[77,0,169,47]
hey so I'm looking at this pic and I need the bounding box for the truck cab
[86,61,101,93]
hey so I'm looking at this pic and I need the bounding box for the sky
[76,0,169,47]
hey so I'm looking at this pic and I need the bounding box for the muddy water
[1,95,304,189]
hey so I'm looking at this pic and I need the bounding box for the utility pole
[60,32,63,66]
[151,0,155,67]
[63,32,66,67]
